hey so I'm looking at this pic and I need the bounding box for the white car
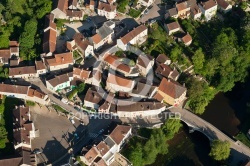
[69,117,75,124]
[61,98,69,104]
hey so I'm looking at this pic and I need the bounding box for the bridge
[167,107,250,163]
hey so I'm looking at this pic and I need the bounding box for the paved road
[29,78,89,125]
[168,107,250,164]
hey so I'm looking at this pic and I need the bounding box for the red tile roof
[182,33,192,44]
[120,25,147,45]
[43,29,57,53]
[104,54,130,73]
[45,52,73,66]
[92,33,102,44]
[9,66,36,76]
[216,0,230,9]
[165,22,180,31]
[107,73,134,88]
[199,0,217,10]
[109,125,131,145]
[158,78,186,99]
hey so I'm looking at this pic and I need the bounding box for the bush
[68,89,78,100]
[128,8,141,18]
[26,100,36,106]
[52,104,68,114]
[117,0,129,13]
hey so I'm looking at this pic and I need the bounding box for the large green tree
[209,140,230,161]
[192,48,205,73]
[163,119,182,139]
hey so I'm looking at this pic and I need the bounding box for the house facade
[46,72,73,92]
[0,84,50,105]
[156,78,186,106]
[136,54,154,76]
[117,25,148,50]
[80,124,132,166]
[165,22,181,35]
[106,73,135,93]
[44,52,74,72]
[97,1,117,19]
[198,0,217,21]
[9,66,38,79]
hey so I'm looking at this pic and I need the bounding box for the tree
[77,83,86,93]
[127,143,143,166]
[209,140,230,161]
[19,18,38,49]
[36,0,52,19]
[170,46,182,62]
[163,119,182,139]
[192,48,205,73]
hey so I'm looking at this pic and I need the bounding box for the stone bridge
[167,107,250,164]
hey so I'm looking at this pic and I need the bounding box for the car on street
[144,9,149,15]
[98,129,104,134]
[61,98,69,104]
[69,117,75,124]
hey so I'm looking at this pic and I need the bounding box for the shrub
[26,100,36,106]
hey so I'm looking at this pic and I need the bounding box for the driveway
[31,105,86,165]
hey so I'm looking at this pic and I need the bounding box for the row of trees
[0,97,7,148]
[0,0,52,60]
[124,119,182,166]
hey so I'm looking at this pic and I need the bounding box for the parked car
[98,129,104,134]
[69,117,75,124]
[61,98,69,104]
[144,9,149,15]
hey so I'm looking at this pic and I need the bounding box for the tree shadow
[165,155,196,166]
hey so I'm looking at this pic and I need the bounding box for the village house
[0,84,50,105]
[106,73,135,93]
[155,64,180,81]
[165,8,178,19]
[180,33,192,46]
[46,72,73,92]
[165,22,181,35]
[176,1,191,19]
[43,14,57,56]
[97,1,117,19]
[154,78,186,106]
[9,66,38,79]
[35,60,47,75]
[80,124,132,165]
[156,54,171,66]
[130,82,157,98]
[116,101,166,117]
[117,25,148,50]
[198,0,217,21]
[51,0,83,20]
[0,41,20,65]
[89,21,114,50]
[137,0,154,7]
[136,54,154,76]
[190,4,202,20]
[216,0,232,13]
[84,88,104,109]
[67,33,94,59]
[99,92,115,113]
[103,53,139,77]
[12,106,36,149]
[44,52,74,72]
[73,67,91,83]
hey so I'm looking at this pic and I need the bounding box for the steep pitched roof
[84,88,103,104]
[104,54,131,73]
[43,29,57,53]
[181,33,192,44]
[176,2,189,12]
[35,60,46,70]
[109,125,131,145]
[0,84,29,94]
[107,73,134,88]
[199,0,217,10]
[165,22,181,31]
[66,10,83,17]
[9,66,36,76]
[156,54,170,64]
[158,78,186,99]
[45,52,73,66]
[84,147,99,164]
[92,33,102,44]
[46,72,72,87]
[27,88,47,99]
[54,0,68,13]
[137,54,154,68]
[216,0,230,9]
[156,63,172,78]
[97,1,116,12]
[120,25,147,45]
[73,67,91,80]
